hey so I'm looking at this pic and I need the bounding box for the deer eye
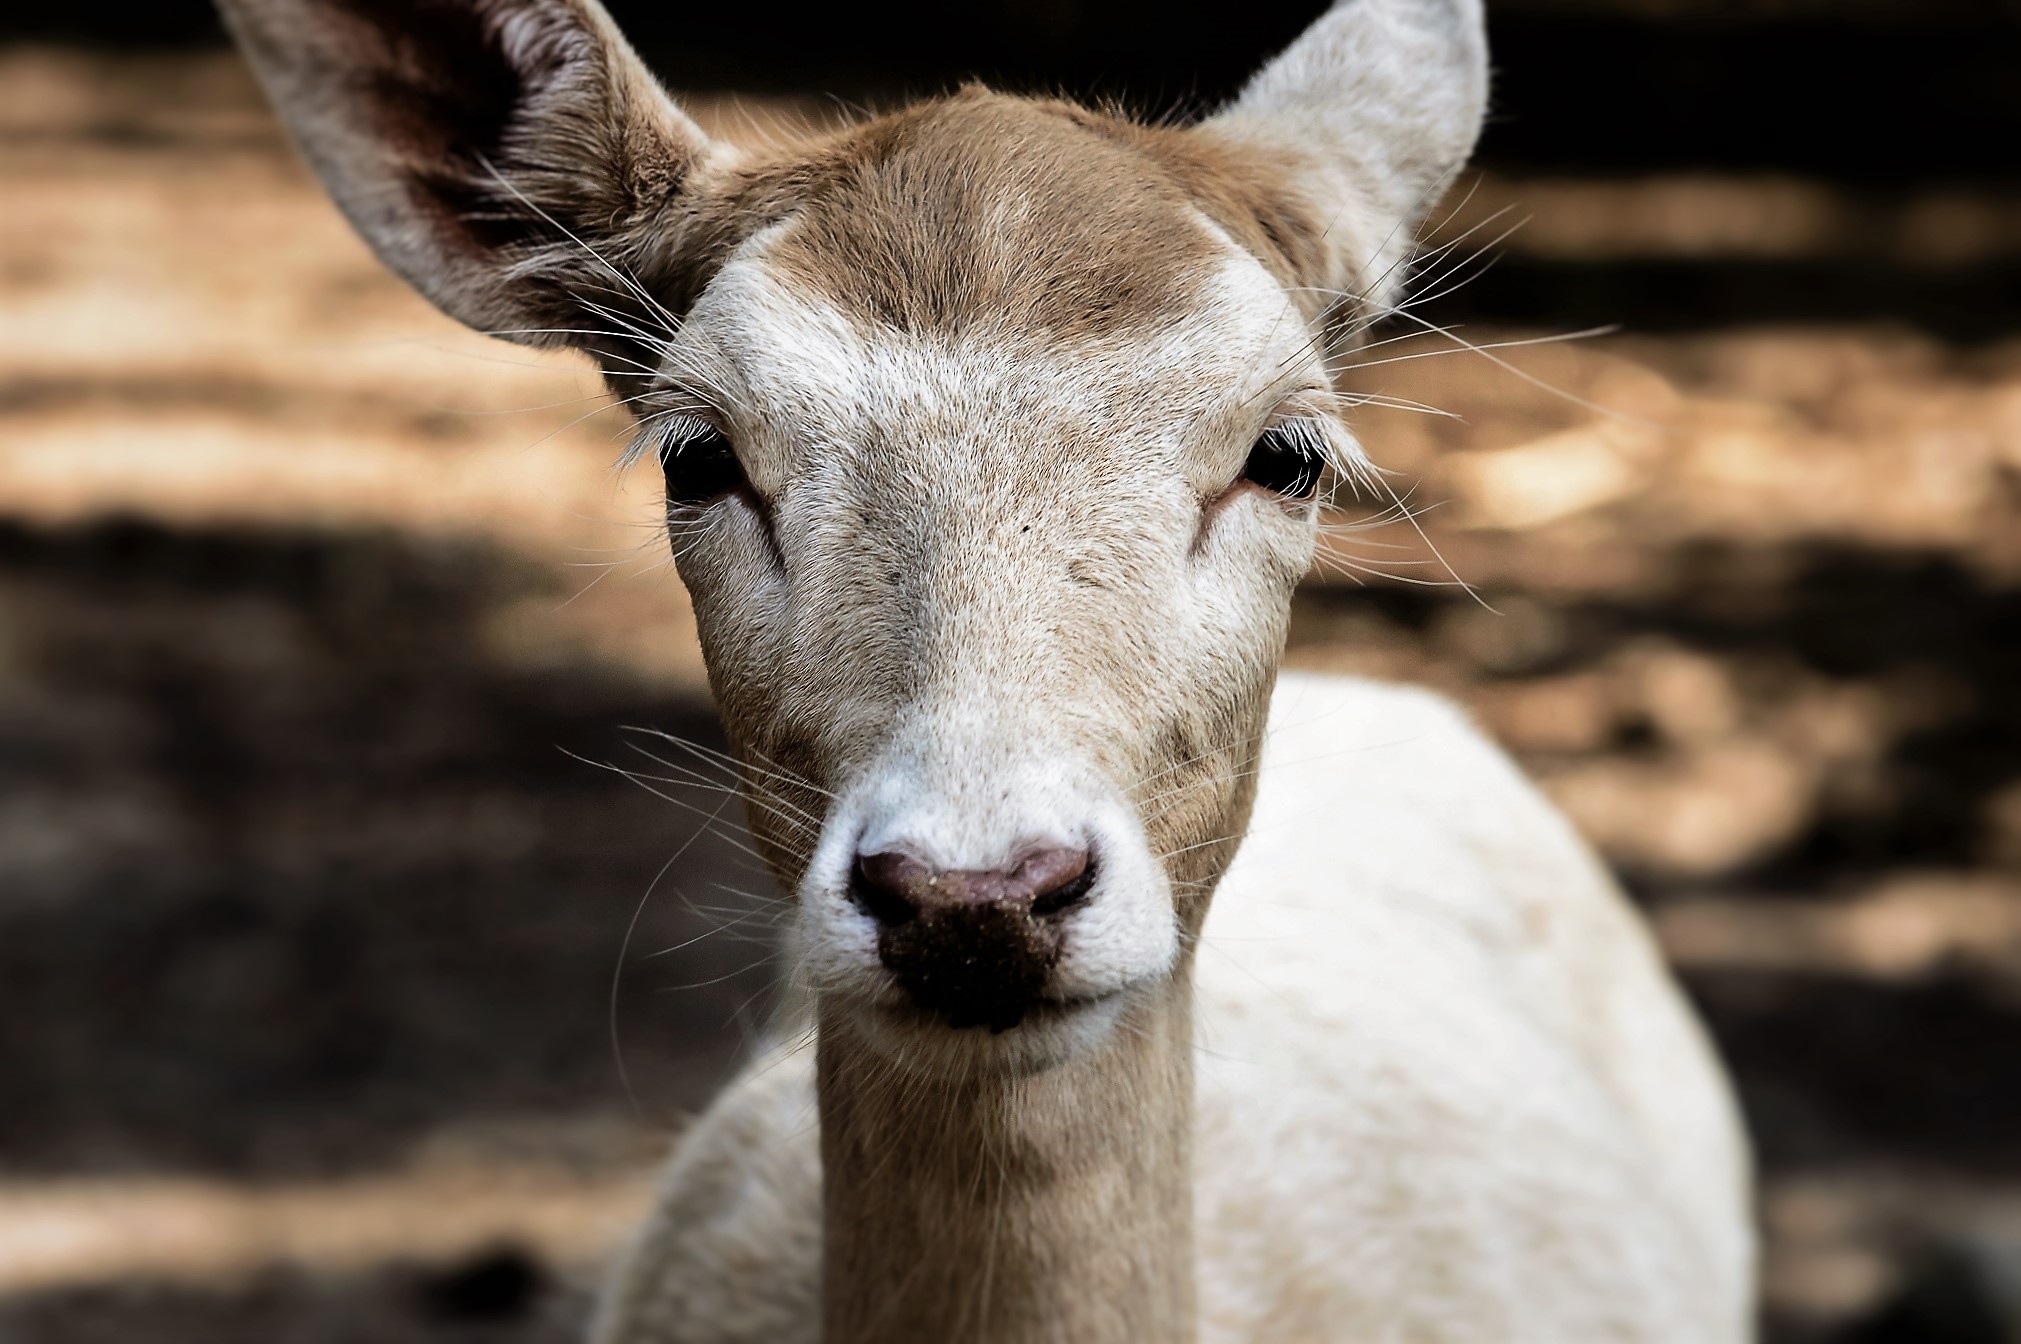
[1241,426,1324,500]
[658,423,745,506]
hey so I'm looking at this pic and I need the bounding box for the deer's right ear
[217,0,714,359]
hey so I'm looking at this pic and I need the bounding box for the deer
[216,0,1756,1338]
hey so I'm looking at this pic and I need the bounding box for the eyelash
[648,417,746,507]
[1240,421,1327,500]
[635,415,1325,511]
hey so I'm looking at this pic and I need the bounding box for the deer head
[221,0,1488,1077]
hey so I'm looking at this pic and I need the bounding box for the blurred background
[3,1,2019,1340]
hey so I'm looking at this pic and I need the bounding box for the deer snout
[851,847,1095,1033]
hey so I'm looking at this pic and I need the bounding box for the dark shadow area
[1687,968,2021,1176]
[0,516,778,1178]
[0,1256,583,1344]
[1830,1246,2015,1344]
[10,3,2019,185]
[1482,11,2021,184]
[418,1246,548,1324]
[1427,255,2021,344]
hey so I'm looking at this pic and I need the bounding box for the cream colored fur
[1211,0,1489,312]
[214,0,1757,1337]
[594,673,1753,1343]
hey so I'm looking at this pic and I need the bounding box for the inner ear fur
[1190,0,1490,325]
[218,0,712,362]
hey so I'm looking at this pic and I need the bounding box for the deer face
[654,99,1346,1064]
[220,0,1486,1074]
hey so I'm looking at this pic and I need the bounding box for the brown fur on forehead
[640,89,1348,361]
[738,89,1270,340]
[1136,127,1344,325]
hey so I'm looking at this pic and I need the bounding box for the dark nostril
[850,851,925,927]
[1025,848,1096,916]
[849,846,1095,925]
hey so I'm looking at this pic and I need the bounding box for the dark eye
[1241,425,1324,500]
[658,423,745,506]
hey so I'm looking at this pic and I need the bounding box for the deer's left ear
[1197,0,1489,316]
[217,0,716,369]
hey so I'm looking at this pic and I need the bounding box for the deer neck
[817,967,1197,1344]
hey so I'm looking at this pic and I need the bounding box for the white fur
[665,237,1328,1065]
[595,672,1754,1343]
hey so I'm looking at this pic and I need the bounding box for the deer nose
[852,846,1095,1032]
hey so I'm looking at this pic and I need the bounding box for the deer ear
[218,0,712,358]
[1201,0,1488,313]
